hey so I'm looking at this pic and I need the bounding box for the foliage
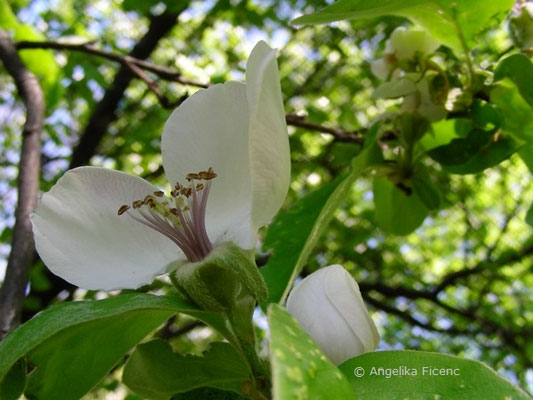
[0,0,532,398]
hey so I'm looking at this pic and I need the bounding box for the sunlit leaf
[292,0,514,50]
[268,304,354,400]
[339,351,530,399]
[123,340,250,400]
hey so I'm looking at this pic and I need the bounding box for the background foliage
[0,0,532,397]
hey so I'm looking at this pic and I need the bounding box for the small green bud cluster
[371,27,447,122]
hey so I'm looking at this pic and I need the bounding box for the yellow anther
[199,167,216,180]
[180,187,192,197]
[132,200,143,209]
[196,183,204,191]
[153,191,164,197]
[186,173,201,181]
[118,205,130,215]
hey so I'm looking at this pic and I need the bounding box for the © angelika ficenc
[31,41,290,291]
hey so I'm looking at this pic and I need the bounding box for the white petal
[324,265,380,353]
[161,82,255,249]
[31,167,181,290]
[370,58,391,81]
[286,267,365,365]
[246,41,290,230]
[390,28,439,60]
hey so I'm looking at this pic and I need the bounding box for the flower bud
[388,27,439,61]
[173,242,268,312]
[371,27,439,80]
[286,265,379,365]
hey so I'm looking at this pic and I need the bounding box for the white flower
[286,265,379,365]
[371,27,439,80]
[31,41,290,291]
[388,27,439,61]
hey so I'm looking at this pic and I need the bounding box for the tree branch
[0,29,44,337]
[16,39,365,144]
[286,113,364,143]
[16,39,209,89]
[69,8,187,169]
[433,243,533,293]
[362,294,474,335]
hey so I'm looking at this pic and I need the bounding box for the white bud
[286,265,380,365]
[388,26,439,61]
[371,27,439,80]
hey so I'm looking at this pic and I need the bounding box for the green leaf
[260,177,345,307]
[494,54,533,108]
[373,77,418,99]
[0,293,229,400]
[0,359,25,400]
[428,128,518,174]
[268,304,354,400]
[122,0,190,14]
[519,145,533,173]
[526,202,533,227]
[420,119,461,150]
[428,129,491,165]
[261,141,382,306]
[470,100,502,135]
[123,340,250,400]
[338,351,530,399]
[171,387,246,400]
[373,177,428,235]
[0,0,61,103]
[411,168,441,210]
[491,80,533,142]
[292,0,514,50]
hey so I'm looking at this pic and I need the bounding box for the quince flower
[31,41,290,291]
[371,26,439,80]
[286,265,379,365]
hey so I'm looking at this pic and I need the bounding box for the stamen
[200,167,216,180]
[118,205,130,215]
[118,168,216,262]
[186,173,201,181]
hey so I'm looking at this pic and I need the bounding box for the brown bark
[0,29,44,337]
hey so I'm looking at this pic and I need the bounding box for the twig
[433,243,533,293]
[67,9,185,169]
[363,295,474,335]
[16,39,366,144]
[16,40,209,89]
[123,60,185,109]
[285,113,364,143]
[0,29,44,338]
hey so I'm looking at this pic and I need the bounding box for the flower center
[118,167,217,262]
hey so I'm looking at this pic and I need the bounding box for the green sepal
[173,242,268,312]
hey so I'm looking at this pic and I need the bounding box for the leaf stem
[452,15,475,89]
